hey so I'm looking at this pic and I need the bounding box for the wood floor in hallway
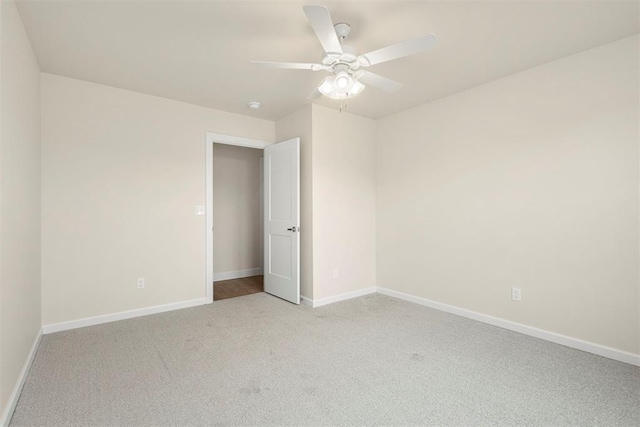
[213,275,264,301]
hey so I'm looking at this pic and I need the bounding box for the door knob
[287,227,297,232]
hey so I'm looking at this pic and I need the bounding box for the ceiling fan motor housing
[321,45,359,68]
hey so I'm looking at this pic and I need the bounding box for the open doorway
[205,133,300,305]
[212,143,264,301]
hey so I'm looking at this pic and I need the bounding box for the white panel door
[264,138,300,304]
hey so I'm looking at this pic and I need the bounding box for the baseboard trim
[311,287,377,308]
[1,327,43,427]
[213,268,263,282]
[42,298,209,334]
[35,284,638,368]
[376,287,640,367]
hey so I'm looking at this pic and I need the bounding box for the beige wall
[376,36,639,354]
[41,74,274,325]
[0,0,42,418]
[312,105,377,300]
[212,144,263,274]
[276,105,313,299]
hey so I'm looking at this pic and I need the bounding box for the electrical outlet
[511,287,521,302]
[332,269,339,279]
[137,278,145,289]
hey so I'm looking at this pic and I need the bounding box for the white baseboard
[310,287,377,308]
[300,295,313,306]
[42,298,208,334]
[1,328,43,427]
[213,268,263,282]
[376,287,640,367]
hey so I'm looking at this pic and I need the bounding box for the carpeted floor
[11,293,640,426]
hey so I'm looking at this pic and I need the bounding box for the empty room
[1,0,638,425]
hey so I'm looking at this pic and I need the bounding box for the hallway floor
[213,275,263,301]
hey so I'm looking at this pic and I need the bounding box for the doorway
[211,143,264,301]
[205,132,300,305]
[205,133,271,303]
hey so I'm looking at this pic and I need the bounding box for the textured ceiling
[16,0,640,121]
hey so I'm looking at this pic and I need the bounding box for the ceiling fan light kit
[251,5,437,101]
[318,74,365,100]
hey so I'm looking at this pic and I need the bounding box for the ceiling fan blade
[251,61,326,71]
[307,86,323,100]
[303,5,343,55]
[308,76,332,100]
[357,71,403,93]
[360,34,437,66]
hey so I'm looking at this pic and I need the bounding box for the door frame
[205,132,273,303]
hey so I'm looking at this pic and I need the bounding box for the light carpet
[11,293,640,426]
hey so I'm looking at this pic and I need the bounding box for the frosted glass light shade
[316,73,365,100]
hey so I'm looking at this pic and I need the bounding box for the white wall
[312,105,377,300]
[376,36,639,355]
[41,74,274,325]
[212,144,263,275]
[0,0,41,420]
[276,105,313,299]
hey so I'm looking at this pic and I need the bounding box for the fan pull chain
[340,96,349,113]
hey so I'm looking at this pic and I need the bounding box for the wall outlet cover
[512,287,521,301]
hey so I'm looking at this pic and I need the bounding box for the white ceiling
[16,0,640,121]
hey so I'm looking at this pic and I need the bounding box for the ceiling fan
[251,5,437,100]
